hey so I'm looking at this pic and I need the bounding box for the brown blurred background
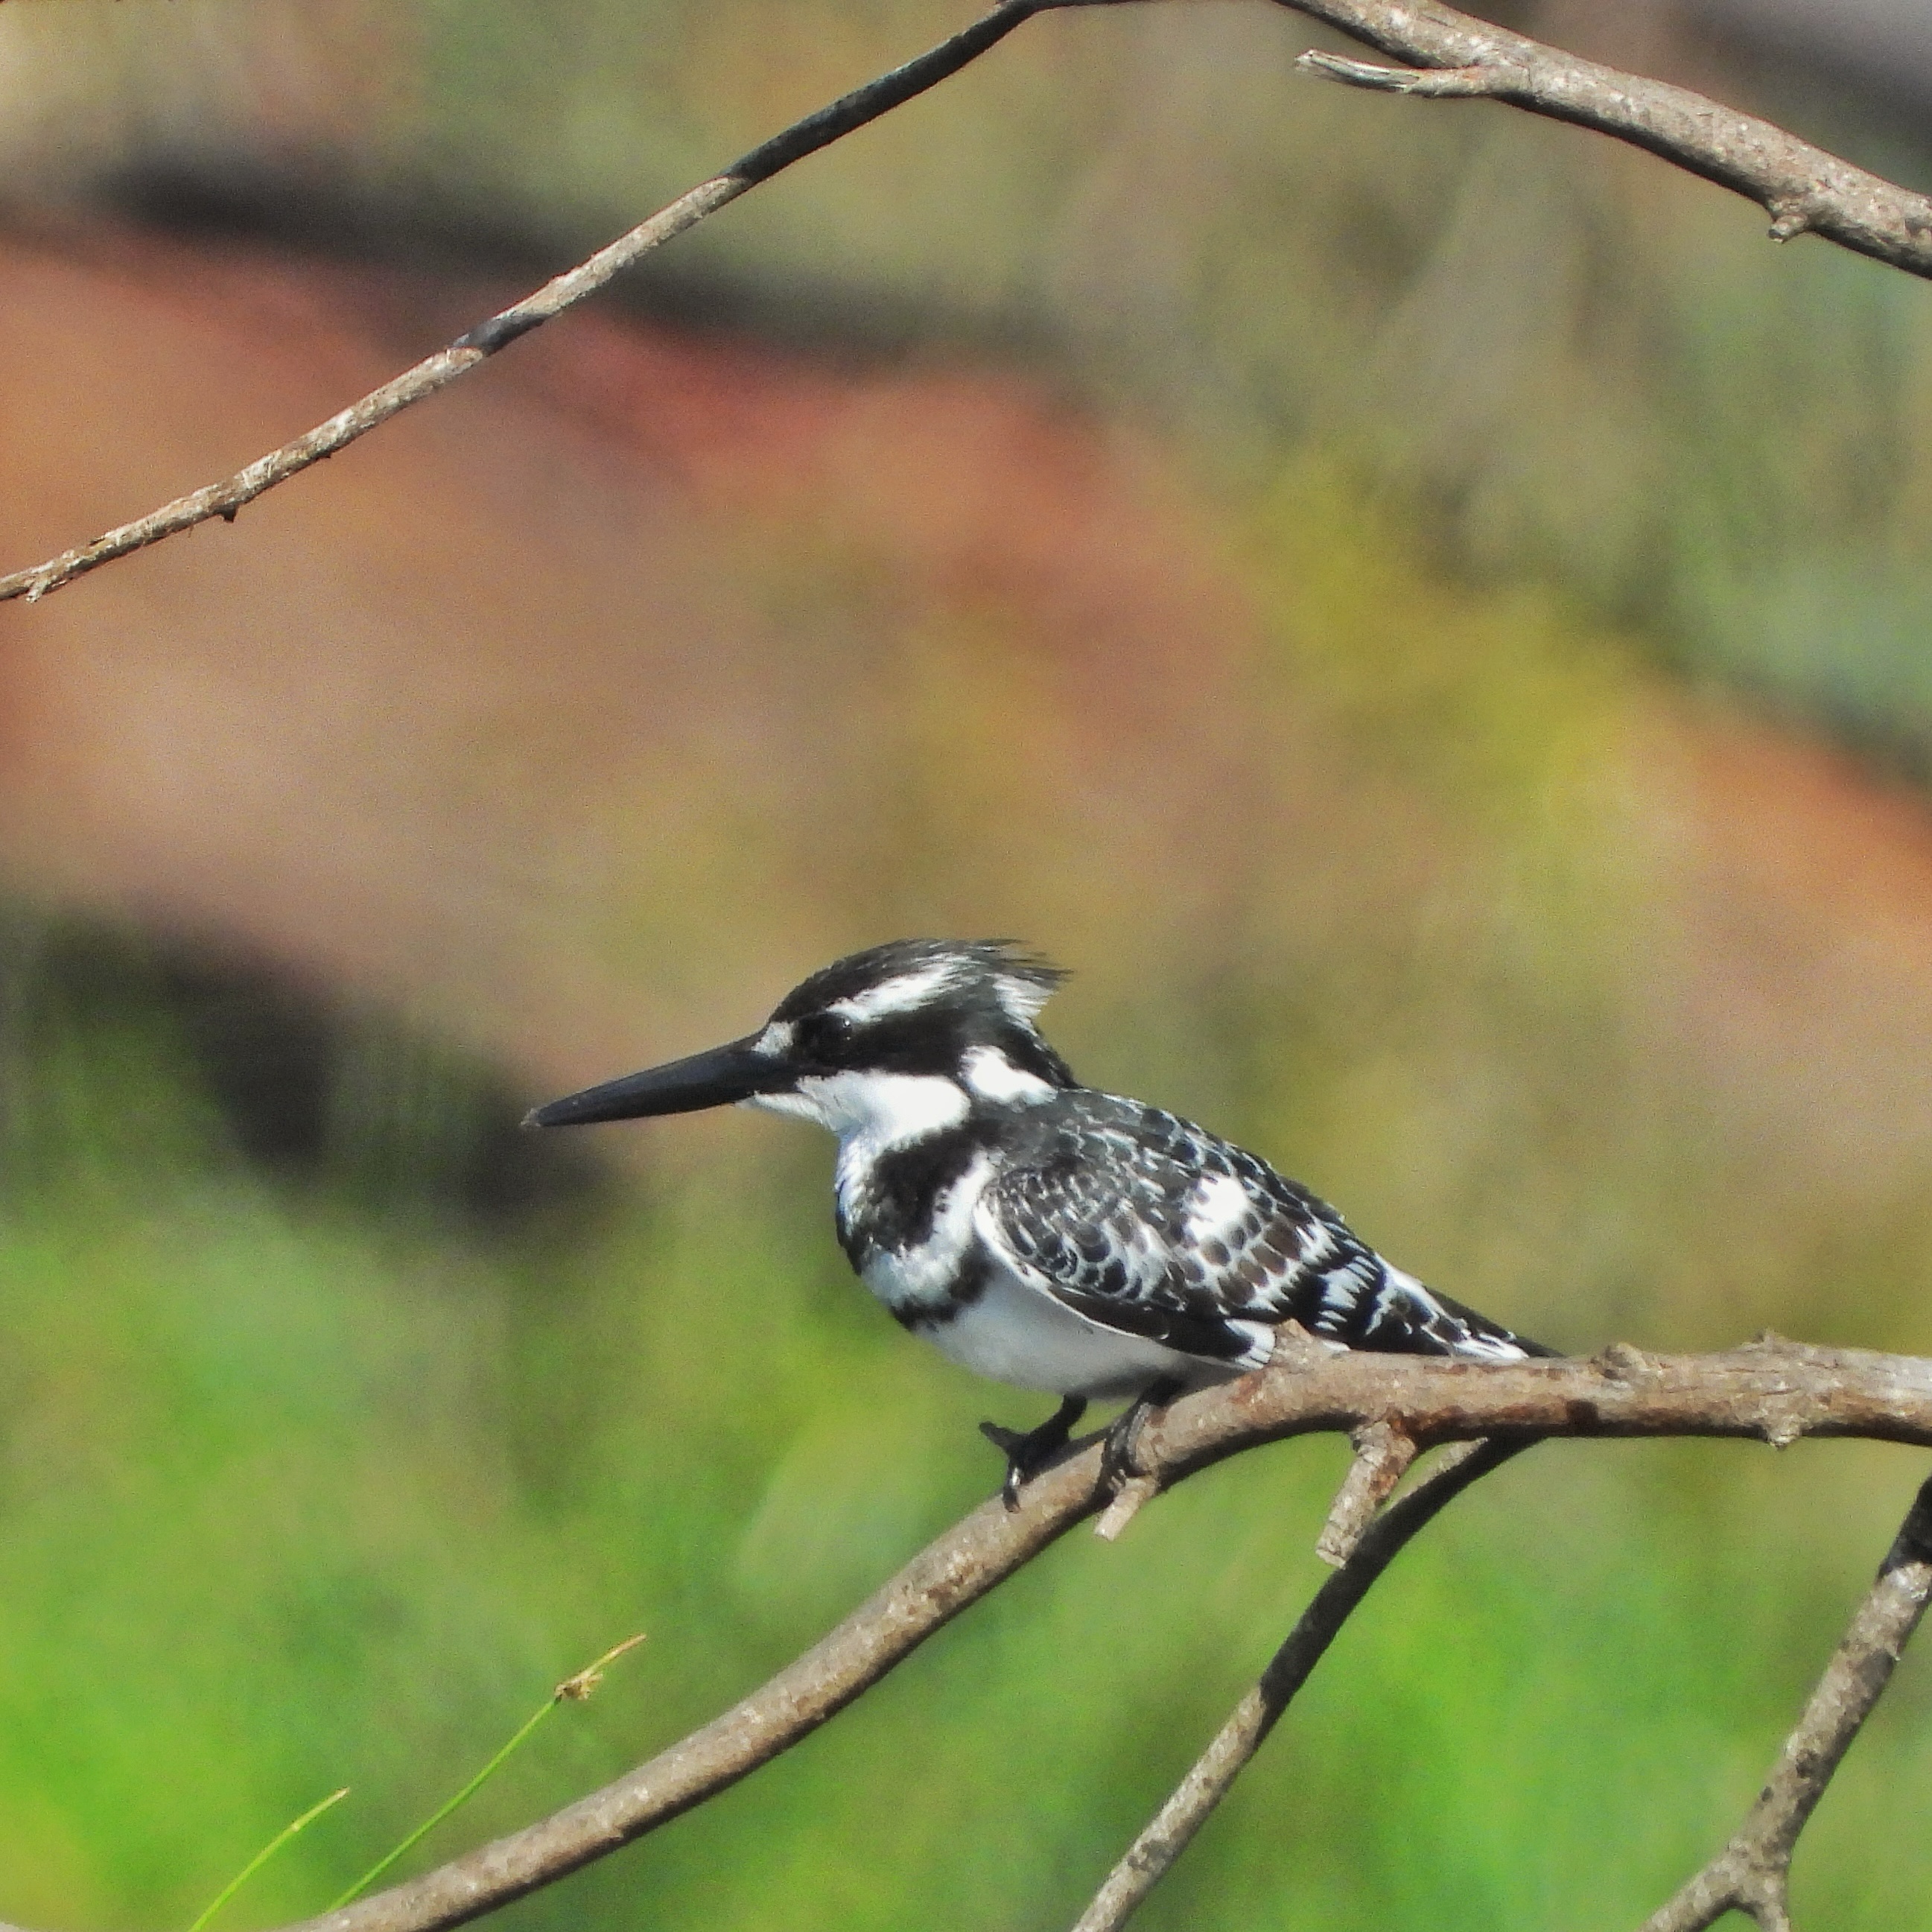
[1,4,1931,1931]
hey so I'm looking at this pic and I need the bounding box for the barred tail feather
[1347,1265,1556,1361]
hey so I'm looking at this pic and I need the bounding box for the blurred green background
[1,1,1931,1928]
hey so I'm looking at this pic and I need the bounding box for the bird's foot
[980,1394,1087,1511]
[1099,1378,1185,1493]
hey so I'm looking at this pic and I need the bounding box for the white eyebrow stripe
[826,962,959,1024]
[994,973,1052,1023]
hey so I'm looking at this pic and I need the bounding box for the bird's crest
[772,939,1067,1032]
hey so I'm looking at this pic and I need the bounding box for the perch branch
[9,0,1932,606]
[1278,0,1932,269]
[267,1341,1930,1932]
[1070,1436,1525,1932]
[1636,1469,1932,1932]
[0,1341,1925,1932]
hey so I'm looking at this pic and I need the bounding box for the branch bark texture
[1279,0,1932,270]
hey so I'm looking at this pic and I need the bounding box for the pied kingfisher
[528,939,1552,1507]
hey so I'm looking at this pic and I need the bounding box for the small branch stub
[1276,0,1932,276]
[1296,49,1522,98]
[1093,1474,1161,1542]
[1315,1419,1419,1566]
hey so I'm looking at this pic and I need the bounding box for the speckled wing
[976,1093,1546,1367]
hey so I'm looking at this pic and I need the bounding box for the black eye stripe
[782,1007,1073,1089]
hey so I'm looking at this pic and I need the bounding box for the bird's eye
[800,1011,853,1060]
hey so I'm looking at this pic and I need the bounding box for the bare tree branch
[7,0,1932,606]
[1636,1469,1932,1932]
[1277,0,1932,269]
[1128,1338,1932,1495]
[0,0,1089,608]
[174,1343,1932,1932]
[1069,1436,1525,1932]
[0,1343,1923,1932]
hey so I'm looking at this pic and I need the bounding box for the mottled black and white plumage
[529,939,1551,1504]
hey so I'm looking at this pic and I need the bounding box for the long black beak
[524,1035,789,1128]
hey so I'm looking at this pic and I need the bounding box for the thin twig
[7,1,1932,607]
[0,0,1089,608]
[1277,0,1932,267]
[1636,1469,1932,1932]
[1070,1437,1527,1932]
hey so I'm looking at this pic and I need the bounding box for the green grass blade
[327,1631,646,1911]
[188,1786,350,1932]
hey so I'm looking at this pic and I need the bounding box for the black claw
[980,1395,1087,1510]
[1099,1377,1185,1492]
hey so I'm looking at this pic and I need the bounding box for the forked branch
[0,1340,1898,1932]
[1637,1470,1932,1932]
[1277,0,1932,268]
[1070,1436,1527,1932]
[1078,1452,1932,1932]
[7,0,1932,606]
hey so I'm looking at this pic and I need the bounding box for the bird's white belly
[914,1263,1245,1399]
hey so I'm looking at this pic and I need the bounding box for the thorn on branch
[1295,50,1523,99]
[1272,1318,1347,1370]
[1315,1420,1419,1568]
[1593,1340,1660,1381]
[1093,1474,1160,1542]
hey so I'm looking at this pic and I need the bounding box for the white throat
[747,1069,969,1154]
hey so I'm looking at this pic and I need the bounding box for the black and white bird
[527,939,1552,1506]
